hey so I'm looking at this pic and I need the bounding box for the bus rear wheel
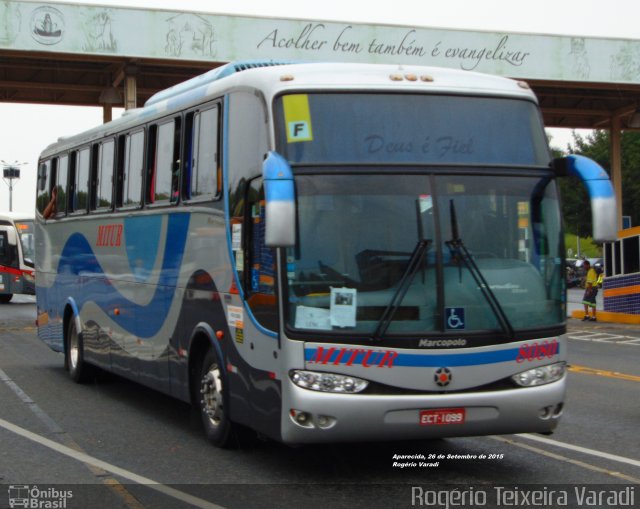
[0,294,12,304]
[198,348,234,448]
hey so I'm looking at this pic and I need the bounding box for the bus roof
[0,212,34,223]
[39,62,538,158]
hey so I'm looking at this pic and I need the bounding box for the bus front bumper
[280,377,566,444]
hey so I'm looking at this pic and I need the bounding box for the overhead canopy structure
[2,0,640,127]
[1,0,639,226]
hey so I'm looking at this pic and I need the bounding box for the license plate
[419,408,465,426]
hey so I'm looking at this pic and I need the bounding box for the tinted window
[150,120,180,204]
[96,140,115,210]
[275,93,549,166]
[191,106,219,200]
[55,155,68,216]
[36,160,52,214]
[73,147,90,213]
[122,131,144,208]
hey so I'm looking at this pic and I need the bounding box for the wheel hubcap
[69,328,79,369]
[200,365,223,428]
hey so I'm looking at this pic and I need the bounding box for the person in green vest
[581,260,598,322]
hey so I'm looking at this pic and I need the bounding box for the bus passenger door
[228,177,281,439]
[0,227,18,295]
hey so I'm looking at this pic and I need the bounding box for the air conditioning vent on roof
[144,60,295,107]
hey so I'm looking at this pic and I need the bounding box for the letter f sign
[283,94,314,143]
[288,121,311,141]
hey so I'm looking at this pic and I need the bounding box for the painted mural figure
[570,38,591,80]
[34,14,61,38]
[83,12,117,52]
[30,6,64,45]
[0,3,22,45]
[164,14,216,57]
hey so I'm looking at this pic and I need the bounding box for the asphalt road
[0,296,638,509]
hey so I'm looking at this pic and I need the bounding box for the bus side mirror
[553,155,617,242]
[263,151,296,247]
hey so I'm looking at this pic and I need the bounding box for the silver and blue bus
[35,62,616,446]
[0,212,35,303]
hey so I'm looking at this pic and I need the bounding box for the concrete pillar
[102,104,112,123]
[125,74,137,110]
[610,116,623,232]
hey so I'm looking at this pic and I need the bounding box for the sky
[2,0,639,214]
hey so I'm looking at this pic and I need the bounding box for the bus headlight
[290,370,369,393]
[511,362,566,387]
[23,272,35,283]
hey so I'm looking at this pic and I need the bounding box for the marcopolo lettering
[308,346,397,368]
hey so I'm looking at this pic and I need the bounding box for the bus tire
[198,348,234,448]
[0,294,12,304]
[66,319,91,383]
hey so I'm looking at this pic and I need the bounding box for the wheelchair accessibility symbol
[446,307,465,330]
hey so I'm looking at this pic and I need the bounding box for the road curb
[570,309,640,324]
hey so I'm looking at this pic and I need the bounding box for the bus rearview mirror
[553,155,617,242]
[263,151,296,247]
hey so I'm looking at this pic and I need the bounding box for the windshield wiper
[445,199,515,340]
[372,238,432,340]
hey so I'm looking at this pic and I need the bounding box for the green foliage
[564,232,602,258]
[554,129,640,236]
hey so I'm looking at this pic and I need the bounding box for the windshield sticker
[419,194,433,213]
[295,305,331,330]
[330,287,357,328]
[227,305,244,329]
[445,307,465,330]
[283,94,314,143]
[231,223,242,251]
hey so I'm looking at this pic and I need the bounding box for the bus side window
[115,135,126,207]
[243,177,278,331]
[96,139,115,211]
[189,105,220,201]
[73,147,91,214]
[182,112,194,201]
[36,160,52,215]
[55,155,68,217]
[120,130,144,208]
[89,144,100,211]
[146,124,158,204]
[148,118,181,204]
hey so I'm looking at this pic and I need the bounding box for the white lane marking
[0,367,66,434]
[492,436,640,483]
[516,433,640,469]
[569,330,640,345]
[0,417,226,509]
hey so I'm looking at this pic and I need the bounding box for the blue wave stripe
[304,345,560,367]
[54,213,190,338]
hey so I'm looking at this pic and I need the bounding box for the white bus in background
[35,61,616,447]
[0,213,35,303]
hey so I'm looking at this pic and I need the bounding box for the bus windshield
[284,173,564,336]
[15,220,35,262]
[275,93,549,166]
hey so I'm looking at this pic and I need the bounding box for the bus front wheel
[0,294,12,304]
[198,348,234,448]
[65,319,91,383]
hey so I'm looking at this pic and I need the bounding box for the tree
[556,129,640,234]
